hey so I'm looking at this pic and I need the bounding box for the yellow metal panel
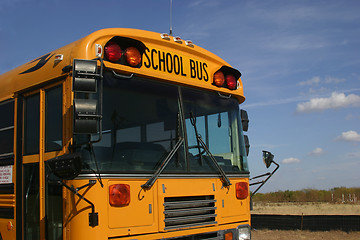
[107,180,156,230]
[0,28,245,103]
[217,178,250,224]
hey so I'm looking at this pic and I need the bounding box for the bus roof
[0,28,245,103]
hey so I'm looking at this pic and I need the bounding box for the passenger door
[20,83,64,240]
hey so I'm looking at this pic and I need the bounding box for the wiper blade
[190,112,203,165]
[196,136,231,187]
[141,137,184,190]
[189,112,231,187]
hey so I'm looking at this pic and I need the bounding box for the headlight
[237,225,251,240]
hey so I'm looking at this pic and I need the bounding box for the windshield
[77,72,248,174]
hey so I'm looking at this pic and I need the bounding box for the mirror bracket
[249,151,279,198]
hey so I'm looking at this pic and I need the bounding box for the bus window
[182,87,247,173]
[0,100,14,162]
[24,94,40,155]
[45,85,63,152]
[78,74,186,173]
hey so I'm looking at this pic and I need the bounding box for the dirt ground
[252,202,360,215]
[251,203,360,239]
[252,229,360,240]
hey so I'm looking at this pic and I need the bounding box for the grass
[251,202,360,215]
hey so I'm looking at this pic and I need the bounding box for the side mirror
[74,99,99,134]
[263,150,274,168]
[72,59,103,137]
[240,109,249,132]
[47,153,82,180]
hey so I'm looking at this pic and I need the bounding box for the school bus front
[63,29,251,240]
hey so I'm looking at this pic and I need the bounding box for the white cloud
[336,130,360,142]
[325,77,345,84]
[309,147,324,156]
[282,157,301,164]
[298,76,321,86]
[298,76,345,87]
[296,92,360,113]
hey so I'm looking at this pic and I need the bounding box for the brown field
[252,229,360,240]
[252,202,360,215]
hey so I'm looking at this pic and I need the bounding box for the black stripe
[0,207,14,219]
[0,183,14,194]
[0,155,14,166]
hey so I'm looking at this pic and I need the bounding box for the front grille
[164,195,217,230]
[167,232,219,240]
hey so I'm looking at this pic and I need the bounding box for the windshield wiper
[141,137,184,190]
[189,113,231,187]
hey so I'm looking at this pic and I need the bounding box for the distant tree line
[252,187,360,203]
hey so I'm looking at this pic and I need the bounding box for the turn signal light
[236,182,249,200]
[213,71,225,87]
[225,232,233,240]
[109,184,130,207]
[125,47,142,67]
[104,42,122,62]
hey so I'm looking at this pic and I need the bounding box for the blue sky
[1,0,359,192]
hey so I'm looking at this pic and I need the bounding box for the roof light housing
[173,36,182,44]
[161,33,171,40]
[103,36,145,68]
[212,66,241,91]
[185,40,194,47]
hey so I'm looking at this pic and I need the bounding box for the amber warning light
[104,41,142,68]
[109,184,131,207]
[213,69,239,90]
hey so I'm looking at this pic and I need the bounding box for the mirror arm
[59,179,99,227]
[250,160,279,198]
[90,57,104,144]
[249,172,271,182]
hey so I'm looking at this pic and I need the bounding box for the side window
[0,100,14,164]
[45,85,63,152]
[24,94,40,155]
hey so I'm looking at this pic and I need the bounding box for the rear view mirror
[263,150,274,168]
[72,59,103,137]
[73,59,98,93]
[47,153,82,180]
[240,109,249,132]
[73,99,99,134]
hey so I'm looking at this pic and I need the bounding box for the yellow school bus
[0,28,273,240]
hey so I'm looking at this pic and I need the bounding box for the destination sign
[143,47,209,82]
